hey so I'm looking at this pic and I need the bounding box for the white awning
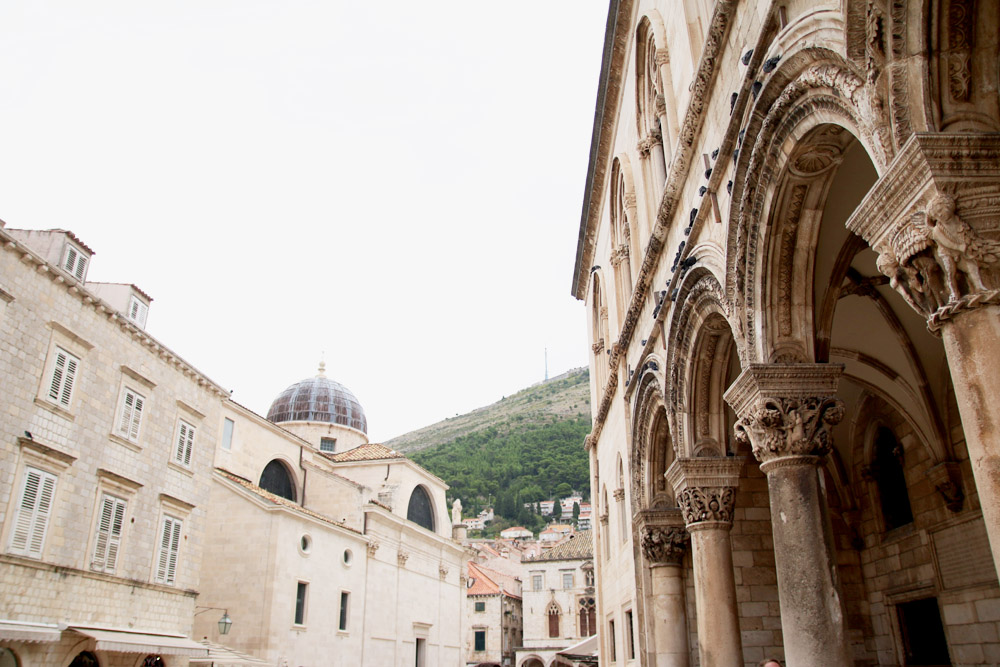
[67,627,210,657]
[0,620,61,643]
[555,634,598,660]
[188,641,270,666]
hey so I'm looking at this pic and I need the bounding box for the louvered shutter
[9,468,56,558]
[63,247,77,273]
[74,255,87,281]
[176,421,195,466]
[92,495,126,572]
[118,389,145,441]
[156,516,181,585]
[129,394,144,441]
[47,348,79,407]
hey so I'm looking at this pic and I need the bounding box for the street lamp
[195,606,233,635]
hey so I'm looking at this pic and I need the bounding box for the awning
[188,641,269,666]
[555,634,599,663]
[67,627,210,657]
[0,620,61,643]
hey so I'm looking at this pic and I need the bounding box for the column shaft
[941,306,1000,573]
[690,525,742,667]
[650,564,689,667]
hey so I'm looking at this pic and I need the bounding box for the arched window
[872,427,913,530]
[69,653,99,667]
[591,275,609,389]
[610,159,634,325]
[579,597,597,637]
[635,17,671,197]
[406,485,435,532]
[617,457,627,544]
[0,648,20,667]
[547,601,561,638]
[259,460,296,501]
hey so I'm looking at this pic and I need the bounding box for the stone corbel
[367,540,379,557]
[724,364,845,466]
[613,488,625,502]
[397,550,409,567]
[666,457,744,528]
[928,460,965,512]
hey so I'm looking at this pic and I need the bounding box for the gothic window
[871,427,913,530]
[260,460,296,501]
[547,602,561,638]
[635,16,671,190]
[591,275,609,389]
[406,485,435,532]
[579,597,596,637]
[610,159,634,324]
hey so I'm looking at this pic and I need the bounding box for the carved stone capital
[635,508,688,565]
[666,457,744,528]
[367,540,379,558]
[397,550,409,566]
[592,338,605,354]
[725,364,845,464]
[439,564,449,580]
[846,134,1000,329]
[613,488,625,502]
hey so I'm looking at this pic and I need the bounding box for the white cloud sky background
[0,1,608,442]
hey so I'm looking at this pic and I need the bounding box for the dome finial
[318,357,326,377]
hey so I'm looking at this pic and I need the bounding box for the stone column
[846,133,1000,574]
[638,509,690,667]
[726,363,852,667]
[667,458,744,667]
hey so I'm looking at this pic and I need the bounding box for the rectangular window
[562,572,574,589]
[47,347,79,408]
[474,630,486,651]
[117,387,145,442]
[174,420,195,466]
[625,610,635,659]
[8,467,57,558]
[154,515,182,585]
[320,437,336,452]
[295,581,308,625]
[91,494,126,573]
[63,244,87,281]
[221,418,234,450]
[532,574,543,591]
[127,296,148,327]
[339,591,349,631]
[474,601,485,612]
[609,620,617,662]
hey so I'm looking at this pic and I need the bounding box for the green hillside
[388,368,593,531]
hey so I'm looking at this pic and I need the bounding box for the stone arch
[609,156,640,323]
[259,458,297,502]
[589,271,610,390]
[635,12,679,164]
[517,657,545,667]
[629,358,672,514]
[664,267,742,458]
[406,484,436,532]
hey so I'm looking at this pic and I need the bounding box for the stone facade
[573,1,1000,665]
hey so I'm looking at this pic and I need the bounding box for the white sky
[0,2,609,442]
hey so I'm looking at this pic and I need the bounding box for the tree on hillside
[555,482,572,499]
[573,501,580,522]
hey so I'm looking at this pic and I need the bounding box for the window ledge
[108,433,141,452]
[167,461,194,477]
[337,630,350,636]
[33,397,75,422]
[291,624,307,632]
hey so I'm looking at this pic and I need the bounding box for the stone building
[0,225,224,666]
[517,532,596,667]
[465,561,523,667]
[573,1,1000,665]
[0,221,469,666]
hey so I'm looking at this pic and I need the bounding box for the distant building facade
[465,562,523,667]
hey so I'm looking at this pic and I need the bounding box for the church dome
[267,363,367,433]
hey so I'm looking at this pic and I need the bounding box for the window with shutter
[155,515,181,585]
[9,467,57,558]
[47,347,79,408]
[174,420,195,466]
[91,494,126,573]
[62,245,87,281]
[127,296,148,328]
[118,388,145,442]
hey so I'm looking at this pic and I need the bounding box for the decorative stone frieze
[666,457,744,528]
[846,133,1000,332]
[725,364,844,465]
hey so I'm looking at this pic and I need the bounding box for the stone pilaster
[846,133,1000,575]
[725,363,851,667]
[667,458,743,667]
[637,509,690,667]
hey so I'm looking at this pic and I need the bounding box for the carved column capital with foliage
[640,526,690,565]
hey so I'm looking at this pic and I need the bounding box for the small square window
[562,572,574,589]
[320,437,336,453]
[62,244,88,281]
[127,295,149,328]
[474,601,485,613]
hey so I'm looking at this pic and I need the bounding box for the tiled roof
[467,562,521,599]
[215,468,362,535]
[531,530,593,561]
[322,442,403,462]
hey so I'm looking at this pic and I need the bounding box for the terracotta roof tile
[322,442,403,463]
[531,530,593,561]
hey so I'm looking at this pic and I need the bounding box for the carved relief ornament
[640,526,690,565]
[676,486,736,526]
[666,457,744,528]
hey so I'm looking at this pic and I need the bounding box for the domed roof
[267,362,367,433]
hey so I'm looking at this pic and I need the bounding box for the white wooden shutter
[47,348,79,407]
[175,421,195,466]
[74,255,87,281]
[156,516,181,585]
[128,298,148,327]
[63,246,77,273]
[118,388,145,441]
[92,494,126,572]
[9,467,57,558]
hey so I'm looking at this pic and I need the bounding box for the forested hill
[387,368,592,520]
